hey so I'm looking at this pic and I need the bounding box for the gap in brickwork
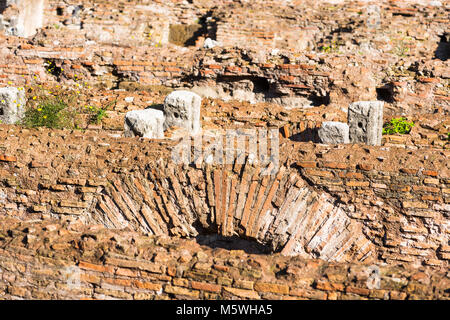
[0,0,6,14]
[191,216,274,255]
[434,33,449,61]
[289,128,320,143]
[376,85,394,103]
[56,6,64,16]
[44,59,63,78]
[195,234,272,255]
[308,92,331,107]
[168,10,216,47]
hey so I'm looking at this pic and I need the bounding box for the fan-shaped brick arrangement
[92,157,374,263]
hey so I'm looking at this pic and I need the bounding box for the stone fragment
[318,121,349,144]
[348,101,384,146]
[2,0,44,37]
[164,90,201,135]
[0,87,26,124]
[203,38,219,49]
[124,109,165,139]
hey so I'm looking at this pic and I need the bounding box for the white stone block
[0,87,26,125]
[318,121,350,144]
[164,90,201,135]
[124,109,165,139]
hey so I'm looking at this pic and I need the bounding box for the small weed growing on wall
[22,97,78,129]
[382,117,414,135]
[318,40,343,54]
[21,85,81,129]
[87,105,108,124]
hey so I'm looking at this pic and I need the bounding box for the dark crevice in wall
[0,0,6,14]
[215,75,277,98]
[169,10,216,47]
[56,7,64,16]
[44,59,63,78]
[435,33,449,61]
[195,232,272,254]
[308,92,330,106]
[376,85,394,103]
[289,128,320,143]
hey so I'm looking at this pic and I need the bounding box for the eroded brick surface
[0,0,449,300]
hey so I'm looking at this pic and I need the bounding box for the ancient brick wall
[0,0,449,300]
[1,0,448,113]
[0,126,448,269]
[0,217,448,300]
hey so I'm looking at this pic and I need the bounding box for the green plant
[88,105,108,124]
[318,40,343,54]
[22,96,78,129]
[382,117,414,135]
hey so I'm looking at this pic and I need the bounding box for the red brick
[254,282,289,295]
[402,201,428,209]
[79,261,114,273]
[296,161,316,168]
[357,163,373,171]
[289,288,327,299]
[23,59,42,64]
[133,281,162,291]
[113,60,133,66]
[104,278,133,287]
[213,265,230,272]
[315,280,345,291]
[206,64,222,70]
[305,169,334,178]
[279,75,296,82]
[421,194,442,201]
[280,64,299,70]
[133,61,153,66]
[346,180,370,187]
[345,286,370,296]
[280,125,290,138]
[191,281,222,293]
[225,66,242,73]
[339,172,364,179]
[285,84,310,89]
[200,69,215,76]
[165,67,181,72]
[115,267,138,277]
[118,66,144,72]
[321,161,349,169]
[400,168,418,174]
[412,185,440,193]
[0,155,17,162]
[418,77,439,83]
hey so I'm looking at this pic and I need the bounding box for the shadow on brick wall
[195,234,272,254]
[0,0,7,14]
[435,33,449,61]
[289,128,321,143]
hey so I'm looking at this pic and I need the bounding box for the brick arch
[92,157,375,264]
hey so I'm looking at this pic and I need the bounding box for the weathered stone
[318,121,349,144]
[348,101,384,146]
[0,87,26,125]
[163,90,201,135]
[2,0,44,37]
[124,109,165,139]
[203,38,219,49]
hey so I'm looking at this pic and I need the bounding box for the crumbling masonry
[0,0,449,300]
